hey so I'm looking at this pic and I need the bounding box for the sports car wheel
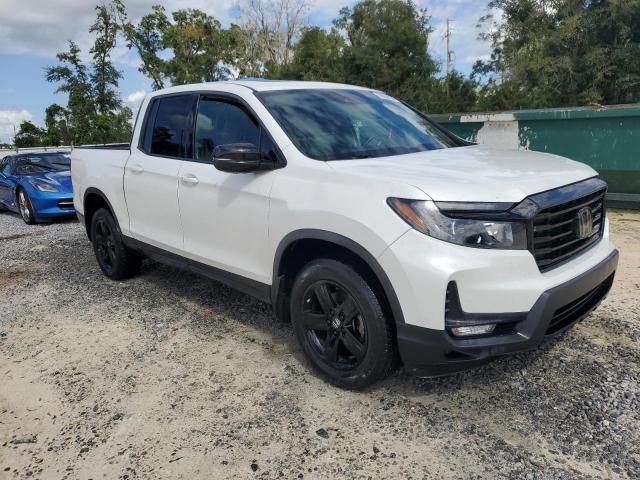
[17,189,36,224]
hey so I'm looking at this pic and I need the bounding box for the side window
[1,159,12,176]
[194,99,260,162]
[148,95,193,158]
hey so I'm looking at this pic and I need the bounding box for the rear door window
[148,95,194,158]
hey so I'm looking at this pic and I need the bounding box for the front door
[177,96,281,284]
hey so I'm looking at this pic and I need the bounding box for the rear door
[124,94,196,252]
[177,95,283,284]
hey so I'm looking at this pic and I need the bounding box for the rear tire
[290,258,397,390]
[17,189,36,224]
[90,208,142,280]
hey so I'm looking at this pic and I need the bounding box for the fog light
[450,324,496,337]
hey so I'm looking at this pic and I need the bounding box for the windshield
[15,153,71,174]
[258,89,458,161]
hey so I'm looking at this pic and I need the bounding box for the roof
[149,80,371,97]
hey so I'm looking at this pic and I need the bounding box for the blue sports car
[0,151,75,224]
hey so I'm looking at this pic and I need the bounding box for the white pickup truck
[72,80,618,389]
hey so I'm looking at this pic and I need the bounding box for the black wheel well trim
[271,229,406,325]
[82,187,119,239]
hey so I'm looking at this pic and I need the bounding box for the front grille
[532,188,606,271]
[546,274,614,335]
[57,199,74,209]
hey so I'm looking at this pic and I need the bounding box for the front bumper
[31,191,76,218]
[397,249,618,376]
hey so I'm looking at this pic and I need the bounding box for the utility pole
[444,18,454,97]
[445,18,454,77]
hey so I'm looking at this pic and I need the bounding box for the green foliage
[163,9,239,83]
[334,0,438,108]
[45,2,131,145]
[272,27,346,81]
[38,0,640,143]
[274,0,476,114]
[121,6,244,87]
[120,4,169,90]
[41,104,71,147]
[14,121,46,148]
[475,0,640,109]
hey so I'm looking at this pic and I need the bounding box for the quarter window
[149,95,193,158]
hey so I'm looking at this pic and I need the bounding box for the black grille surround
[531,187,606,272]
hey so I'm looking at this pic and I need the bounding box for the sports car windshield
[15,153,71,174]
[258,89,458,161]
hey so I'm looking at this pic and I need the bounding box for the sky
[0,0,494,143]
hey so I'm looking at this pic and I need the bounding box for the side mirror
[212,143,262,173]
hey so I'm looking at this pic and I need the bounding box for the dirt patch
[0,232,44,241]
[0,270,31,286]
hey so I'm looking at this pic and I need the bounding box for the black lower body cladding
[398,250,619,377]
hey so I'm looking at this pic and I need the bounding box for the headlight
[387,198,527,250]
[29,180,58,192]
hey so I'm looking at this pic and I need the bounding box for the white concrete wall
[460,113,522,150]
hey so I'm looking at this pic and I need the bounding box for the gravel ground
[0,209,639,480]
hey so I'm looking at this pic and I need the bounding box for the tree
[333,0,438,110]
[120,4,169,90]
[273,26,346,81]
[475,0,640,109]
[122,6,244,86]
[45,41,95,144]
[419,73,478,114]
[162,9,239,84]
[237,0,310,72]
[14,121,45,148]
[90,1,131,143]
[46,1,131,145]
[41,104,71,146]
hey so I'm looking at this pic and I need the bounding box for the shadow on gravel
[0,210,78,225]
[128,259,303,354]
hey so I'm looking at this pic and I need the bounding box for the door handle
[128,164,144,174]
[180,174,199,185]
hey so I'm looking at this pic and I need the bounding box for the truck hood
[327,145,597,203]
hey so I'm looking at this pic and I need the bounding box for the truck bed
[74,143,131,150]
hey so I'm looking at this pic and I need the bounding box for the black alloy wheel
[93,216,118,276]
[90,208,142,280]
[301,280,368,370]
[290,258,396,390]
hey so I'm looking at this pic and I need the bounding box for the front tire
[17,189,36,224]
[290,258,397,390]
[90,208,142,280]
